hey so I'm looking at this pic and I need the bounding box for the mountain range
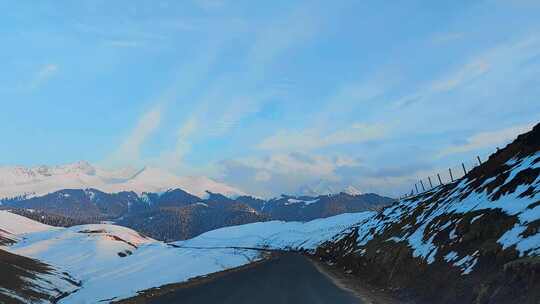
[0,161,245,200]
[1,123,539,303]
[0,165,394,241]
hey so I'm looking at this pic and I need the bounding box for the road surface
[144,253,360,304]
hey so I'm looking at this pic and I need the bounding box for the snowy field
[177,212,375,251]
[0,210,372,303]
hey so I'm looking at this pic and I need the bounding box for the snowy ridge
[315,123,540,304]
[0,161,245,199]
[285,198,320,206]
[0,210,52,235]
[297,182,363,197]
[339,151,540,271]
[177,212,374,251]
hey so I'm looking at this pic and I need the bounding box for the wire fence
[398,154,488,200]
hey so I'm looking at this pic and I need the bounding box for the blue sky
[1,0,540,197]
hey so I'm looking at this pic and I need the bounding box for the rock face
[316,123,540,304]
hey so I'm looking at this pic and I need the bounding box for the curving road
[145,253,360,304]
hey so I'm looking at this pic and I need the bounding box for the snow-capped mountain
[342,185,362,195]
[297,181,364,197]
[0,161,245,200]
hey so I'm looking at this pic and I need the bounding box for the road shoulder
[309,256,411,304]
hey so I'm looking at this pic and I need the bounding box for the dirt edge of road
[309,256,412,304]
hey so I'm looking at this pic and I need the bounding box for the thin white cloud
[394,35,540,109]
[231,153,344,182]
[106,106,163,165]
[438,122,535,157]
[218,152,364,197]
[431,60,490,92]
[257,123,387,151]
[30,64,59,89]
[246,4,321,77]
[173,116,198,162]
[254,170,271,182]
[153,3,323,169]
[210,94,267,137]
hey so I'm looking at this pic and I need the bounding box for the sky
[1,0,540,198]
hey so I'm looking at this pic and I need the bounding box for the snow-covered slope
[1,210,372,303]
[3,216,255,303]
[0,210,52,235]
[0,161,245,200]
[0,249,80,304]
[316,123,540,304]
[177,211,375,251]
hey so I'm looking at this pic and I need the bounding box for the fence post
[462,163,467,176]
[415,183,419,194]
[449,168,454,182]
[437,173,443,185]
[428,176,433,189]
[420,180,425,192]
[477,156,482,166]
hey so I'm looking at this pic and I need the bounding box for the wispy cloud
[393,58,491,108]
[393,35,540,109]
[106,40,141,48]
[157,116,199,168]
[438,122,535,157]
[246,4,321,77]
[430,59,490,92]
[219,152,363,197]
[30,64,59,89]
[106,106,163,166]
[258,123,387,151]
[152,2,323,169]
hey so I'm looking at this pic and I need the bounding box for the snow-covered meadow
[0,210,372,303]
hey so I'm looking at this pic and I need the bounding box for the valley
[1,124,539,303]
[2,2,538,303]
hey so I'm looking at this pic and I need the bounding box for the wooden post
[420,180,425,192]
[428,176,433,189]
[415,183,419,194]
[462,163,467,176]
[477,156,482,166]
[449,168,454,182]
[437,173,443,185]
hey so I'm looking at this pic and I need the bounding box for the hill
[315,122,540,304]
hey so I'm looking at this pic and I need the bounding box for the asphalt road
[146,253,360,304]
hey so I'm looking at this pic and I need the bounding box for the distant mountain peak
[0,161,245,200]
[297,181,363,197]
[342,185,362,196]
